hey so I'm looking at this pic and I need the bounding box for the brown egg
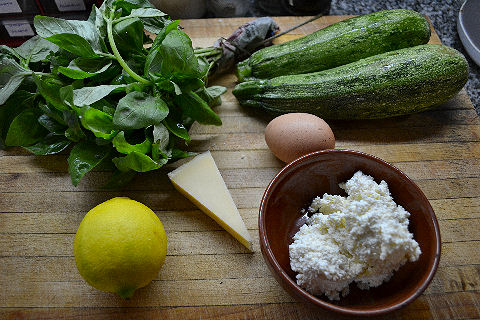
[265,113,335,163]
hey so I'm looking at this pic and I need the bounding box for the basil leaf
[153,122,169,145]
[171,81,182,95]
[0,45,20,60]
[151,78,182,94]
[175,78,204,92]
[5,108,47,147]
[113,151,167,172]
[99,0,114,11]
[0,91,34,147]
[174,91,222,126]
[33,76,71,111]
[0,74,26,105]
[144,20,169,34]
[112,131,151,154]
[113,91,169,129]
[59,84,75,109]
[13,36,59,63]
[58,58,112,79]
[113,0,155,14]
[87,63,123,85]
[148,30,205,79]
[89,98,115,114]
[63,110,86,142]
[113,17,144,56]
[145,20,179,74]
[38,114,67,133]
[163,116,190,142]
[153,123,170,150]
[125,81,148,94]
[87,6,107,38]
[68,140,112,186]
[141,12,170,35]
[0,58,30,105]
[171,148,196,160]
[45,33,98,58]
[34,16,102,56]
[151,122,172,161]
[80,107,118,140]
[25,133,71,155]
[201,85,227,107]
[38,101,66,125]
[49,48,77,73]
[122,8,170,38]
[128,8,166,18]
[73,84,126,106]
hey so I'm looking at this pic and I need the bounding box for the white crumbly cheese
[289,171,421,300]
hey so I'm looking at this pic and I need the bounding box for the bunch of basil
[0,0,226,187]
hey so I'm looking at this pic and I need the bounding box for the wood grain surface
[1,16,480,320]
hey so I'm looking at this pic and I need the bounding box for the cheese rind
[168,151,253,251]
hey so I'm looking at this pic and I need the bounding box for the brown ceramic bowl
[258,149,441,316]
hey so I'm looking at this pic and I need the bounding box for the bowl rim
[258,149,442,316]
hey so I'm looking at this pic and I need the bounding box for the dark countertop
[329,0,479,115]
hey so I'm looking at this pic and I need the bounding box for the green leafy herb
[68,140,112,186]
[25,133,71,155]
[12,36,59,64]
[0,0,226,187]
[80,107,118,139]
[113,91,169,129]
[38,114,66,133]
[174,91,222,126]
[73,84,126,106]
[34,16,103,55]
[113,131,152,154]
[5,108,47,146]
[0,91,35,148]
[112,18,145,56]
[113,151,168,172]
[58,58,112,79]
[0,58,31,104]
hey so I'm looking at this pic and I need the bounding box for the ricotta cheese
[289,171,421,300]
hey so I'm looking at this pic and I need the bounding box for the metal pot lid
[458,0,480,67]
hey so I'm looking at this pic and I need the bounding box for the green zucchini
[236,9,431,82]
[232,44,468,119]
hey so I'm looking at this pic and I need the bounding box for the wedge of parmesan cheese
[167,151,253,251]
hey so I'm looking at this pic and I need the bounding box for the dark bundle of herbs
[0,0,228,187]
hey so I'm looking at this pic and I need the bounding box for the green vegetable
[25,133,71,155]
[233,44,468,119]
[236,9,431,81]
[68,140,112,186]
[0,58,32,105]
[113,91,169,129]
[5,108,47,146]
[0,0,225,187]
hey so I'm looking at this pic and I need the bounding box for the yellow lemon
[74,197,167,299]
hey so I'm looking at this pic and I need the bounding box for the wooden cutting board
[1,16,480,320]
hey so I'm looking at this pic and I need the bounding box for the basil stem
[106,9,150,85]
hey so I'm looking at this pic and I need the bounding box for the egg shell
[265,113,335,163]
